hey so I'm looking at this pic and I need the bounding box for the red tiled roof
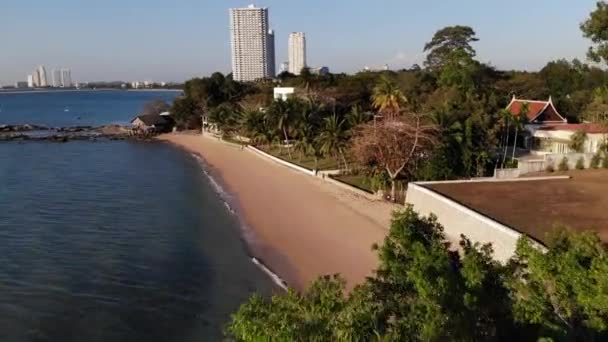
[537,123,608,134]
[506,97,567,123]
[507,100,549,121]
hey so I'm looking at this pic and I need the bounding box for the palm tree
[511,103,529,163]
[266,99,298,157]
[346,105,371,129]
[372,76,408,120]
[294,113,324,173]
[500,109,512,168]
[238,108,266,146]
[318,114,349,170]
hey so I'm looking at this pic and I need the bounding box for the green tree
[581,1,608,65]
[265,98,301,157]
[227,207,518,341]
[424,25,479,69]
[318,114,350,170]
[507,229,608,341]
[227,275,346,341]
[371,76,407,119]
[293,106,325,172]
[569,129,588,153]
[511,102,529,162]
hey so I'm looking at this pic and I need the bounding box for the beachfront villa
[506,96,607,155]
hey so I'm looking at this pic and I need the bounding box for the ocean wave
[191,153,288,290]
[252,257,288,291]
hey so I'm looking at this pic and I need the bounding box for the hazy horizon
[0,0,599,85]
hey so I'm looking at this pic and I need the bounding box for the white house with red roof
[506,97,607,155]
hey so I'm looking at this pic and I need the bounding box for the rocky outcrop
[0,124,49,132]
[0,124,149,142]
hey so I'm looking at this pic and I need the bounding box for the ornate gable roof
[506,97,567,124]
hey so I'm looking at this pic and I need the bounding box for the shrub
[603,154,608,169]
[591,153,601,169]
[575,157,585,170]
[545,164,555,173]
[558,157,569,171]
[505,159,518,168]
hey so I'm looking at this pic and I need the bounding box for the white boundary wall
[406,179,559,262]
[247,146,316,176]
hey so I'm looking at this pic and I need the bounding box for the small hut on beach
[131,113,174,134]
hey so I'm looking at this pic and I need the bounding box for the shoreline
[188,150,290,290]
[158,132,395,291]
[0,88,182,95]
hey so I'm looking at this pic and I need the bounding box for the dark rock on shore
[0,124,49,132]
[0,123,148,143]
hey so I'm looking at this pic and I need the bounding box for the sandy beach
[158,132,396,291]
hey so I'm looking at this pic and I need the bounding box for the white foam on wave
[252,257,288,291]
[192,154,237,213]
[192,154,287,289]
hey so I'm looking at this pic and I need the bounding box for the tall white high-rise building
[52,69,62,87]
[27,75,34,88]
[61,68,72,87]
[288,32,306,75]
[229,5,276,82]
[36,65,48,87]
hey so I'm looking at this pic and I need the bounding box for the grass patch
[258,145,349,171]
[332,174,375,193]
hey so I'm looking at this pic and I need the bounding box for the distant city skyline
[0,0,600,85]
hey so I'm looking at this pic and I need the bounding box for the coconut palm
[239,109,267,146]
[500,109,512,167]
[318,114,349,170]
[294,112,324,172]
[346,105,372,129]
[372,76,408,120]
[511,103,529,162]
[265,99,299,157]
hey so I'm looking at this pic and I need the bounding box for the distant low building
[310,66,330,76]
[273,87,295,101]
[279,62,289,74]
[15,81,28,88]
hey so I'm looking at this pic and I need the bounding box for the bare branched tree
[352,114,438,201]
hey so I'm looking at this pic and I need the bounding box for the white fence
[247,146,316,176]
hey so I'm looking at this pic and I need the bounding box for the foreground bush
[226,207,608,341]
[591,153,602,169]
[558,157,569,171]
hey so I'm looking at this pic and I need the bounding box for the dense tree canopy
[423,25,479,69]
[227,207,608,341]
[581,1,608,65]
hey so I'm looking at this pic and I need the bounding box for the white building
[273,87,295,101]
[229,5,276,82]
[61,68,72,87]
[52,69,62,87]
[279,61,289,74]
[288,32,306,75]
[36,65,48,87]
[27,75,34,88]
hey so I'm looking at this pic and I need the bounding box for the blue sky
[0,0,599,84]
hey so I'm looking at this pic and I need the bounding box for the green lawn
[258,145,346,171]
[331,174,376,194]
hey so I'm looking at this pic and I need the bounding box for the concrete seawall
[406,183,523,262]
